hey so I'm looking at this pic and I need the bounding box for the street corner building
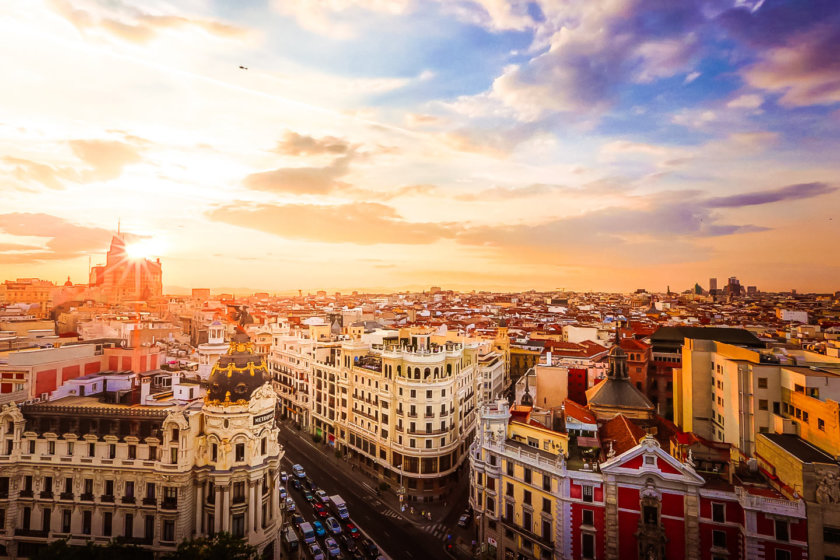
[468,339,814,560]
[0,332,285,559]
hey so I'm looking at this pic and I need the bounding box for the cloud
[684,71,701,84]
[0,213,113,263]
[704,182,836,208]
[487,1,711,120]
[243,155,353,195]
[272,131,352,156]
[726,94,764,110]
[208,201,455,244]
[454,184,564,201]
[49,0,251,44]
[405,113,444,127]
[271,0,411,39]
[743,22,840,107]
[2,139,142,189]
[69,140,142,181]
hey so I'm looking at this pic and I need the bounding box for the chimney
[545,351,552,365]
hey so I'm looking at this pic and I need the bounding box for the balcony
[142,497,157,506]
[15,528,49,538]
[101,494,115,503]
[500,516,554,549]
[80,493,94,501]
[59,492,74,501]
[122,496,136,504]
[162,499,178,510]
[39,490,53,499]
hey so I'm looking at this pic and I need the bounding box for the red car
[313,502,329,518]
[345,522,361,539]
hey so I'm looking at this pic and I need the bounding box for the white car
[316,489,329,504]
[324,537,342,558]
[279,487,287,500]
[292,464,306,479]
[309,542,325,560]
[285,497,296,513]
[280,471,288,483]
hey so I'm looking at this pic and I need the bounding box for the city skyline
[2,0,839,293]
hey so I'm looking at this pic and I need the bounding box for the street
[278,422,469,559]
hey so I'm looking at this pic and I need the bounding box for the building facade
[0,334,284,559]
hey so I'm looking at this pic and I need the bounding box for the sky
[1,0,839,294]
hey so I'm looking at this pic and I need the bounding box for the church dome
[206,332,269,403]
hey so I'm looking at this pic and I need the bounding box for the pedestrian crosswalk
[379,508,401,519]
[421,523,448,540]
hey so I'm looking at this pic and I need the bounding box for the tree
[162,532,257,560]
[31,539,151,560]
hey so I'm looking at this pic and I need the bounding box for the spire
[520,370,533,406]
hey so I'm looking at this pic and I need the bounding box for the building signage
[488,537,497,547]
[253,411,274,425]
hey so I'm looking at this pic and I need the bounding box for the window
[84,479,93,495]
[261,437,266,455]
[171,428,179,441]
[124,513,134,537]
[211,443,218,461]
[48,440,55,455]
[103,512,112,536]
[523,490,531,505]
[582,533,595,559]
[819,418,826,431]
[712,503,725,523]
[164,486,177,505]
[62,509,71,533]
[775,519,789,542]
[758,377,768,388]
[425,439,431,449]
[523,468,532,484]
[83,510,91,535]
[64,477,72,494]
[145,515,154,541]
[759,399,768,411]
[542,519,551,540]
[582,509,594,526]
[146,482,156,500]
[42,507,50,532]
[410,390,416,398]
[824,526,840,543]
[163,519,175,541]
[128,445,136,459]
[542,497,551,514]
[233,481,245,503]
[104,479,114,497]
[426,390,432,399]
[148,445,157,460]
[506,482,514,497]
[522,510,532,532]
[232,514,245,538]
[543,475,551,492]
[507,462,514,476]
[486,496,495,512]
[645,456,655,465]
[775,551,791,560]
[170,447,178,464]
[713,530,726,548]
[582,485,593,503]
[125,481,135,499]
[109,444,116,459]
[23,507,31,530]
[28,440,35,454]
[235,443,245,462]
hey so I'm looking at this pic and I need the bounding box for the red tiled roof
[599,414,646,456]
[563,398,597,424]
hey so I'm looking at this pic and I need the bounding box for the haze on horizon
[1,0,839,294]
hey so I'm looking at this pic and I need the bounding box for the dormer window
[644,456,655,466]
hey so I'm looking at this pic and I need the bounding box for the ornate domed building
[586,331,655,422]
[205,332,271,403]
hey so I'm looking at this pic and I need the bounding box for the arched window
[446,364,452,375]
[397,365,402,376]
[424,368,431,379]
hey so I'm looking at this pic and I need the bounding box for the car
[291,514,304,529]
[312,520,327,538]
[316,505,330,518]
[313,502,326,515]
[304,490,315,502]
[339,535,356,552]
[316,489,329,504]
[345,522,361,539]
[360,538,379,559]
[280,471,288,483]
[457,513,472,527]
[309,542,325,560]
[305,478,317,491]
[292,463,306,479]
[292,478,302,491]
[325,516,341,535]
[285,497,296,513]
[279,487,288,500]
[324,537,342,558]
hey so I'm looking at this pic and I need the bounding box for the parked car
[292,478,302,491]
[457,512,472,527]
[324,537,342,558]
[292,463,306,479]
[325,516,341,535]
[316,489,329,504]
[280,471,288,483]
[345,523,361,539]
[279,487,287,500]
[304,490,315,503]
[309,542,325,560]
[360,538,379,559]
[312,520,326,538]
[291,514,304,529]
[285,497,296,513]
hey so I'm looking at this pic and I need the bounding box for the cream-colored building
[0,334,284,559]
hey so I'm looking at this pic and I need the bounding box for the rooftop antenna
[117,218,121,237]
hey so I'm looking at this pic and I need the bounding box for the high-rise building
[89,235,162,305]
[709,277,717,293]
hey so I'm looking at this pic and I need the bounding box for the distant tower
[709,277,718,293]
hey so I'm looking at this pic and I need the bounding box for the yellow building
[0,279,55,318]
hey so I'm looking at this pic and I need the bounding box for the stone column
[684,491,700,560]
[194,482,203,534]
[214,486,222,533]
[221,487,230,532]
[604,479,619,560]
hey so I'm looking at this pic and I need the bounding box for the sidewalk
[280,420,465,528]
